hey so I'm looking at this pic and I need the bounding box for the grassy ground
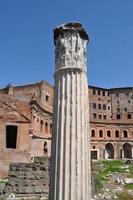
[93,159,133,198]
[117,192,133,200]
[96,160,133,189]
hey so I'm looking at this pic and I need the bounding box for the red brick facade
[0,82,133,177]
[0,81,53,177]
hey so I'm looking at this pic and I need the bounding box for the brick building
[89,86,133,160]
[0,81,133,177]
[0,81,53,177]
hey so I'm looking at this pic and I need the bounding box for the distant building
[89,86,133,160]
[0,82,133,177]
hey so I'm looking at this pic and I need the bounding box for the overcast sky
[0,0,133,88]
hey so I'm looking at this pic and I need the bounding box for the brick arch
[40,119,44,132]
[99,129,103,137]
[123,143,132,158]
[105,143,114,159]
[107,129,111,137]
[91,129,96,137]
[115,130,119,138]
[45,121,49,134]
[123,130,128,138]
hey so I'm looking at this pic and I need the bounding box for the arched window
[99,130,103,137]
[115,130,119,138]
[107,130,111,137]
[91,129,95,137]
[105,143,114,159]
[123,130,128,138]
[45,122,49,134]
[123,143,132,158]
[40,120,44,132]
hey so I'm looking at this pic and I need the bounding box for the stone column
[49,22,91,200]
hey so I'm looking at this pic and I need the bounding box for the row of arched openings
[104,143,132,159]
[91,129,128,138]
[33,116,52,134]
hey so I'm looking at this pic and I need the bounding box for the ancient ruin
[0,23,133,198]
[0,80,133,179]
[0,81,53,178]
[49,22,91,200]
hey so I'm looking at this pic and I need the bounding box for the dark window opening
[98,90,101,95]
[43,141,48,154]
[102,91,105,96]
[93,103,96,109]
[103,104,106,110]
[6,125,18,149]
[50,124,52,134]
[91,150,98,159]
[117,108,120,112]
[123,130,128,138]
[98,114,102,119]
[46,95,49,102]
[107,130,111,137]
[93,89,96,95]
[108,106,111,110]
[124,107,127,112]
[91,129,95,137]
[40,120,44,132]
[117,114,121,119]
[45,122,49,134]
[93,146,95,149]
[98,104,101,109]
[103,115,107,120]
[99,130,103,137]
[93,113,97,119]
[115,130,119,138]
[127,114,131,119]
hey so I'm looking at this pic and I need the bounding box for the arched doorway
[105,143,114,159]
[123,143,132,158]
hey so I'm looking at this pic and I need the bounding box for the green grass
[129,165,133,175]
[117,192,133,200]
[95,160,132,191]
[126,184,133,190]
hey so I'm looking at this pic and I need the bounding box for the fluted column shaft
[49,22,91,200]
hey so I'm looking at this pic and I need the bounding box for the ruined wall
[0,150,30,178]
[4,157,50,197]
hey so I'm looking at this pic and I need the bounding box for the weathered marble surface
[49,22,91,200]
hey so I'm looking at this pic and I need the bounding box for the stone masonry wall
[3,157,50,197]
